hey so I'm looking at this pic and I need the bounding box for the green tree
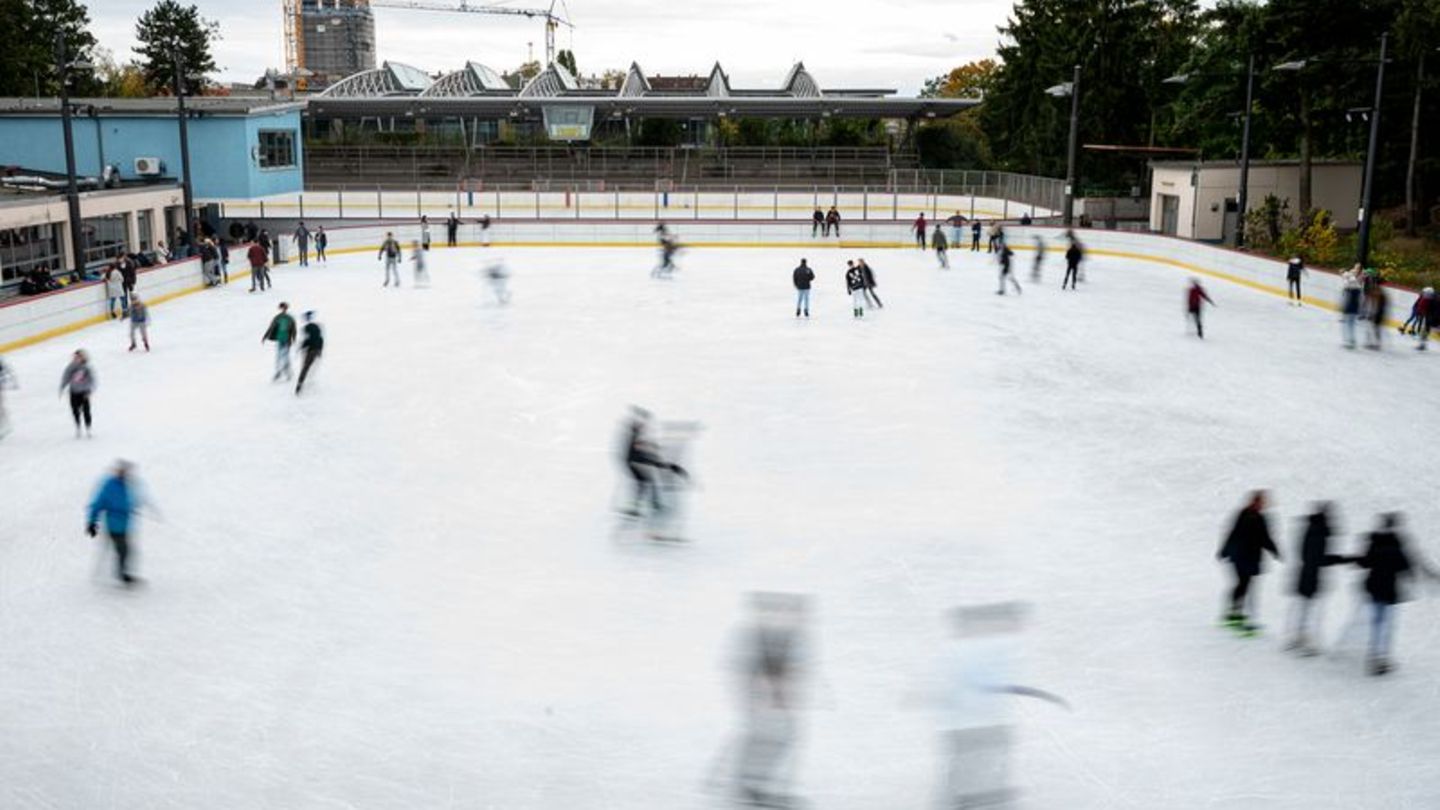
[555,49,577,76]
[916,118,992,169]
[133,0,218,95]
[0,0,100,96]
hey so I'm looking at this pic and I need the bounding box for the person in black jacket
[620,407,687,516]
[295,311,324,395]
[1286,503,1350,655]
[1062,235,1084,290]
[792,259,814,318]
[859,259,882,309]
[1217,490,1280,632]
[825,206,841,239]
[1352,513,1437,675]
[845,261,866,318]
[812,208,825,238]
[447,212,460,247]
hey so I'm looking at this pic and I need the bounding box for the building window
[0,224,62,286]
[137,209,154,252]
[81,213,130,267]
[258,129,297,169]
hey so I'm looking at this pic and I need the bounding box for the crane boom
[366,0,573,63]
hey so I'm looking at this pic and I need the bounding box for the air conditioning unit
[134,157,164,177]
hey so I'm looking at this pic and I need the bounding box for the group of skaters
[717,593,1065,809]
[261,302,326,395]
[1218,490,1439,676]
[810,206,843,238]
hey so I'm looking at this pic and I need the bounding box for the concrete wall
[1149,164,1363,241]
[0,110,303,199]
[0,184,187,273]
[0,254,206,352]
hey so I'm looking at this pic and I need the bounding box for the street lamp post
[173,49,197,252]
[1235,54,1256,248]
[56,32,87,278]
[1162,55,1257,247]
[1047,65,1082,227]
[1356,33,1388,269]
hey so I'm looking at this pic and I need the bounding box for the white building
[1148,160,1362,243]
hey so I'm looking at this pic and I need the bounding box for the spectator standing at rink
[292,221,312,267]
[479,214,493,247]
[914,213,928,249]
[933,225,950,269]
[792,258,814,318]
[1031,235,1045,282]
[295,311,324,395]
[247,241,270,292]
[378,232,403,288]
[58,349,96,437]
[1217,490,1280,635]
[1339,266,1363,349]
[127,295,151,352]
[1286,256,1306,305]
[947,211,966,246]
[826,206,842,238]
[1351,513,1438,676]
[118,253,138,304]
[86,460,147,587]
[1286,502,1348,656]
[1062,235,1083,290]
[987,222,1004,254]
[1186,278,1214,338]
[104,263,127,318]
[997,245,1021,296]
[1365,284,1388,350]
[812,207,825,237]
[859,259,883,309]
[971,220,983,251]
[198,238,219,286]
[218,238,230,282]
[262,302,298,382]
[728,593,811,809]
[411,240,430,287]
[420,214,432,251]
[447,212,460,247]
[846,261,867,318]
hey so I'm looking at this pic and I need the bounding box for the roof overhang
[307,96,979,119]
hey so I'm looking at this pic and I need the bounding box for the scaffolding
[282,0,378,90]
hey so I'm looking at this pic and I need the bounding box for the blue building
[0,97,305,200]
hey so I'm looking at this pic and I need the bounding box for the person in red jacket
[246,242,270,293]
[913,213,928,249]
[1186,278,1214,338]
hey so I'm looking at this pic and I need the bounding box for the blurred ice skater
[262,302,297,382]
[1339,265,1363,349]
[0,354,16,439]
[727,592,811,808]
[996,245,1020,296]
[1285,256,1306,305]
[1364,283,1387,350]
[294,311,324,395]
[58,348,96,438]
[1062,231,1084,290]
[1186,278,1213,339]
[484,257,511,305]
[935,603,1067,810]
[127,294,151,352]
[86,460,151,587]
[616,407,691,539]
[859,259,883,309]
[1346,513,1439,676]
[653,224,680,278]
[933,225,950,269]
[411,240,430,287]
[1030,235,1044,283]
[1217,490,1280,635]
[1285,502,1349,656]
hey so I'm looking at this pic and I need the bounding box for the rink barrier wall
[1004,226,1420,327]
[0,255,240,354]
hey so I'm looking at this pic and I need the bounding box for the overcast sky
[88,0,1019,94]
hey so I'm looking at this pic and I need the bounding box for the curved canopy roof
[420,62,509,97]
[320,61,432,98]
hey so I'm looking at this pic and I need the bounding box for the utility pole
[173,49,197,249]
[1062,64,1082,227]
[1356,32,1388,269]
[1235,54,1256,247]
[57,32,87,277]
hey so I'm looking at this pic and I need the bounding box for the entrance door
[1159,194,1180,235]
[1221,197,1240,244]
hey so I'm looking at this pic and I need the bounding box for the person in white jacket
[104,265,127,319]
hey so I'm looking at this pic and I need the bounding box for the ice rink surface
[2,241,1438,809]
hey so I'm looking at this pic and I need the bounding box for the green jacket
[264,313,297,345]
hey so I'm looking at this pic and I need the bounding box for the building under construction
[284,0,377,90]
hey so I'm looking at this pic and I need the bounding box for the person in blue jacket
[86,460,146,586]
